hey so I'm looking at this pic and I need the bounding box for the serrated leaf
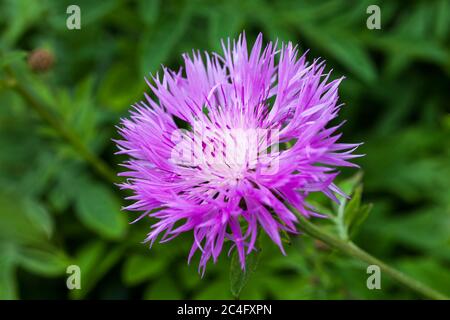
[230,248,261,299]
[75,183,127,240]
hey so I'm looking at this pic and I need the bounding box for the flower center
[171,124,279,188]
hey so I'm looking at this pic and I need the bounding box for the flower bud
[28,49,54,73]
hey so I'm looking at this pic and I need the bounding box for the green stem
[5,70,118,184]
[287,204,448,300]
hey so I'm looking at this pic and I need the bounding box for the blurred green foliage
[0,0,449,299]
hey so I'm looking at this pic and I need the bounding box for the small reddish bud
[28,49,54,73]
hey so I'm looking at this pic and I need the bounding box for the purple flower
[116,33,361,274]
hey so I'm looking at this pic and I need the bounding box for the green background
[0,0,449,299]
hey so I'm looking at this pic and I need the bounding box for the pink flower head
[116,33,361,274]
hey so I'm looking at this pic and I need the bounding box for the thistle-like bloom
[116,33,360,274]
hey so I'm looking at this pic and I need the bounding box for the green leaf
[23,197,54,238]
[122,254,166,286]
[98,63,143,111]
[194,280,231,300]
[339,172,363,196]
[138,0,160,26]
[434,0,449,41]
[334,173,371,240]
[1,0,47,46]
[230,248,261,299]
[343,184,363,229]
[75,183,127,240]
[300,26,377,83]
[348,203,373,238]
[16,247,70,277]
[139,5,192,77]
[69,241,125,299]
[69,241,104,299]
[208,1,244,50]
[397,258,450,297]
[48,165,82,213]
[0,50,27,68]
[0,242,18,300]
[179,264,201,290]
[69,77,98,142]
[342,185,372,239]
[383,209,450,262]
[0,193,50,246]
[143,276,182,300]
[368,35,448,68]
